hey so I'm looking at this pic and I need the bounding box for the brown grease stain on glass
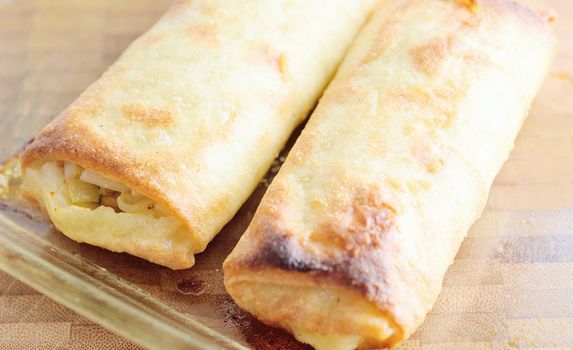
[176,277,206,296]
[222,296,312,350]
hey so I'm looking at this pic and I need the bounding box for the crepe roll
[223,0,555,348]
[20,0,379,269]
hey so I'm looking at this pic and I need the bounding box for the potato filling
[21,161,195,269]
[54,162,167,216]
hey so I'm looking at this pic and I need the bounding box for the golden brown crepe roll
[223,0,555,348]
[20,0,379,269]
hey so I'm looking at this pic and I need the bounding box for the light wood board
[0,0,572,349]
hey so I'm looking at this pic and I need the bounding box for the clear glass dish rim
[0,212,248,350]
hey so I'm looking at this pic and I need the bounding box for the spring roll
[223,0,555,348]
[20,0,378,269]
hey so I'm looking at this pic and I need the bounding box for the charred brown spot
[252,43,285,79]
[411,142,446,175]
[121,104,173,127]
[426,158,445,173]
[199,4,218,16]
[361,19,398,65]
[388,83,465,131]
[138,32,165,48]
[20,116,165,212]
[411,37,456,77]
[455,0,479,12]
[352,192,396,237]
[237,216,395,304]
[248,225,334,274]
[186,24,219,42]
[537,9,556,23]
[310,189,396,254]
[257,44,279,66]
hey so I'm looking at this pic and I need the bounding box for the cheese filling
[22,161,195,268]
[230,281,398,350]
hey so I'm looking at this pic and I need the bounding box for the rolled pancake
[223,0,555,348]
[20,0,379,269]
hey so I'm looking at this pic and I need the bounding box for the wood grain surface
[0,0,572,349]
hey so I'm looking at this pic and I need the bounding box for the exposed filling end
[227,280,399,350]
[22,161,195,269]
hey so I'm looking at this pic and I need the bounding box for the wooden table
[1,0,572,349]
[0,270,141,349]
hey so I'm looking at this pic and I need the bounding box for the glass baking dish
[1,0,572,349]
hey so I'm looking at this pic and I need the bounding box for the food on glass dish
[20,0,379,269]
[223,0,555,348]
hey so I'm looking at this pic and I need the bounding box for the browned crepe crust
[224,0,556,347]
[20,0,378,269]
